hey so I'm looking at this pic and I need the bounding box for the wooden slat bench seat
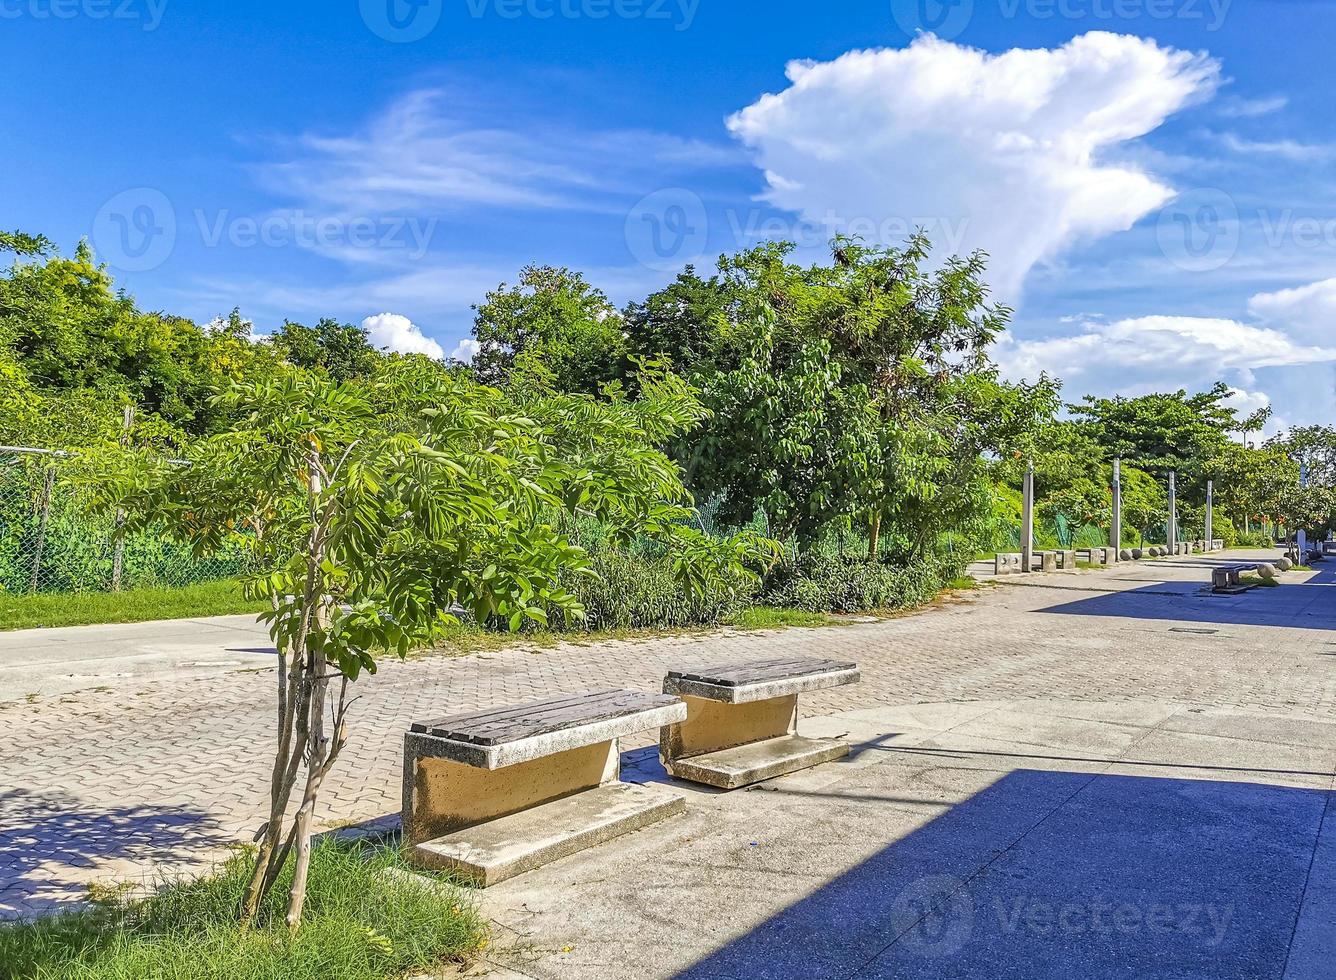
[403,689,686,886]
[660,657,860,790]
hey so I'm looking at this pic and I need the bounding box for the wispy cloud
[1216,132,1336,162]
[1217,95,1288,119]
[256,88,742,218]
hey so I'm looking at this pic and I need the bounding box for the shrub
[761,552,964,613]
[1236,530,1275,548]
[543,545,758,631]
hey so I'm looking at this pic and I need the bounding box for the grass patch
[724,606,834,629]
[0,840,486,980]
[1240,573,1280,588]
[944,576,979,591]
[0,580,268,632]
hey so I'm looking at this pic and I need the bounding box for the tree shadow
[672,769,1331,979]
[0,788,232,920]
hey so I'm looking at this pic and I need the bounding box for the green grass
[0,840,486,980]
[0,580,267,631]
[724,606,834,629]
[944,576,979,591]
[1240,573,1280,588]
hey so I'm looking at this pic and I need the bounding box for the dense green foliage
[3,226,1328,618]
[0,841,484,980]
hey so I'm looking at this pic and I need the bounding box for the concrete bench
[660,657,859,789]
[995,552,1023,575]
[1078,547,1115,566]
[1212,563,1259,594]
[402,689,687,885]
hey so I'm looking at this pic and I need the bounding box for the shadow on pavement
[1036,564,1336,631]
[0,788,231,920]
[672,769,1330,979]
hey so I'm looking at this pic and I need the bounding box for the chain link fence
[0,447,251,595]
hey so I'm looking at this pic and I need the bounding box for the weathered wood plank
[412,690,682,746]
[668,657,857,688]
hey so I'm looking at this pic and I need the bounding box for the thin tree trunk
[868,512,881,560]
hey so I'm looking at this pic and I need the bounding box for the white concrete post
[1205,480,1213,551]
[1111,458,1122,560]
[1167,471,1177,553]
[1298,463,1309,560]
[1021,461,1035,573]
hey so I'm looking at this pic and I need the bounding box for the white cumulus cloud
[1246,278,1336,345]
[726,32,1221,300]
[451,338,482,363]
[361,312,445,359]
[998,314,1336,387]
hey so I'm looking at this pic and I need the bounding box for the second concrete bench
[660,657,860,789]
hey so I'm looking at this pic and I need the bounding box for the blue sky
[4,0,1335,431]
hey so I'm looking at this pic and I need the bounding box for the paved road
[2,550,1333,978]
[0,615,274,701]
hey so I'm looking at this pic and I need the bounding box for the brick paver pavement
[3,551,1334,919]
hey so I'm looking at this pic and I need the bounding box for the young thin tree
[87,362,769,930]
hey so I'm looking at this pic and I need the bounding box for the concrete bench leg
[403,734,683,885]
[661,695,847,790]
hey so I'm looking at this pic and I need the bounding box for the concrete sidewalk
[481,697,1336,979]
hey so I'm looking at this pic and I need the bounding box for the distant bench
[995,550,1078,574]
[661,657,860,789]
[402,689,686,886]
[1212,563,1263,594]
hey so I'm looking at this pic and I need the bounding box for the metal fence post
[111,405,134,592]
[29,465,56,593]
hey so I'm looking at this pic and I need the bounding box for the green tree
[83,363,770,931]
[622,265,733,373]
[1071,383,1240,492]
[471,266,626,394]
[269,317,378,381]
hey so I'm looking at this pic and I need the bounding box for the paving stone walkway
[2,550,1334,934]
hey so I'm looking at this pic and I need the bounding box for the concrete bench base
[410,781,685,886]
[663,733,849,790]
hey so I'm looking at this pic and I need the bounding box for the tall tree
[471,265,626,395]
[270,318,378,381]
